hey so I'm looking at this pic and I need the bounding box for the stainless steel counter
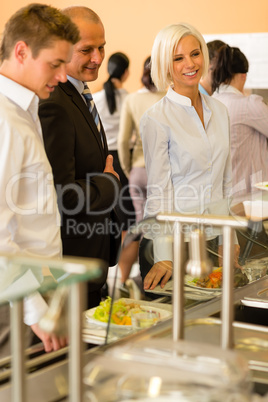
[1,276,267,401]
[1,204,268,401]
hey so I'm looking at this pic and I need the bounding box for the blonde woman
[140,23,239,291]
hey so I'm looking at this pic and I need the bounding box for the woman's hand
[144,260,173,290]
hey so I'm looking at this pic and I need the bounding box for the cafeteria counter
[1,199,268,401]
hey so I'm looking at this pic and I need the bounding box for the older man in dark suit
[39,6,121,308]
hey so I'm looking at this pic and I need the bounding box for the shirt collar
[166,86,212,128]
[67,75,87,95]
[166,85,211,110]
[0,74,37,112]
[217,84,243,95]
[166,86,193,107]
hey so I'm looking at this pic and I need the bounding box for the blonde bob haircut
[151,23,209,91]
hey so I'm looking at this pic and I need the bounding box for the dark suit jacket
[39,80,121,306]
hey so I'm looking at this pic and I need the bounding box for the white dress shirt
[140,86,232,262]
[0,74,62,325]
[213,84,268,195]
[67,75,85,97]
[93,88,128,150]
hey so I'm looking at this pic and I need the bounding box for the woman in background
[212,45,268,196]
[199,39,225,96]
[93,52,137,293]
[118,56,166,224]
[117,57,165,290]
[93,52,130,155]
[93,52,138,295]
[140,23,238,291]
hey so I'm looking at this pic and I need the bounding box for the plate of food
[85,297,172,329]
[254,182,268,191]
[185,267,249,291]
[185,267,223,292]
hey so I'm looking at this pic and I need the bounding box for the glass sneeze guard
[0,253,105,402]
[0,253,103,304]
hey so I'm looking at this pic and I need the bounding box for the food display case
[82,190,268,401]
[1,190,268,401]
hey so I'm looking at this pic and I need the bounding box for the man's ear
[14,41,30,63]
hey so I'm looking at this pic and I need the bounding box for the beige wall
[2,0,268,92]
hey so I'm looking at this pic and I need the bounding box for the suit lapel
[60,81,108,160]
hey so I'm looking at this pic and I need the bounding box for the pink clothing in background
[213,85,268,196]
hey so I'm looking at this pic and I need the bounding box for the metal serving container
[83,338,252,401]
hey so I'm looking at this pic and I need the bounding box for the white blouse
[140,86,232,262]
[93,88,128,150]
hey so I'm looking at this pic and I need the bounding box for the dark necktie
[82,83,102,134]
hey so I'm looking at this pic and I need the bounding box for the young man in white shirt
[0,3,80,354]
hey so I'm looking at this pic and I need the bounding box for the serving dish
[254,182,268,191]
[84,298,172,329]
[146,280,221,301]
[184,274,222,292]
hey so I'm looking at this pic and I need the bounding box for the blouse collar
[217,84,243,95]
[166,86,193,106]
[166,85,210,110]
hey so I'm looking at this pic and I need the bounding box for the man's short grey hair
[151,23,209,91]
